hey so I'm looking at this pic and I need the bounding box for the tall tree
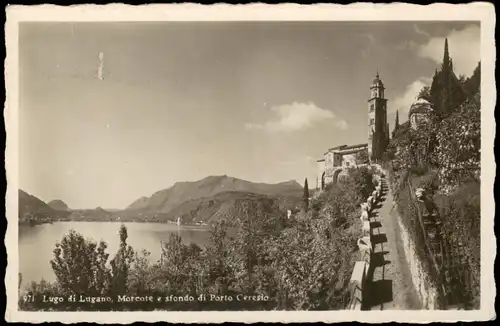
[303,178,309,211]
[443,38,450,71]
[109,224,134,295]
[392,110,400,138]
[50,230,111,296]
[439,38,452,118]
[464,61,481,99]
[430,38,466,120]
[429,69,440,111]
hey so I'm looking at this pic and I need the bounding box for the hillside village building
[316,143,368,190]
[316,73,389,190]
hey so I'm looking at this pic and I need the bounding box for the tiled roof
[343,143,368,150]
[329,144,347,151]
[329,143,367,152]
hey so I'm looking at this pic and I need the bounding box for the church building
[316,72,389,190]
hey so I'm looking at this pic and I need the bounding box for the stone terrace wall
[396,210,439,309]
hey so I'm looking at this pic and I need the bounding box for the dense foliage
[385,38,480,309]
[19,167,375,311]
[388,38,480,192]
[434,182,480,308]
[433,94,480,191]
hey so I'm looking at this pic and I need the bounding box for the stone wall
[325,152,334,170]
[316,160,325,189]
[396,205,439,309]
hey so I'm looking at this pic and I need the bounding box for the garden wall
[395,203,439,309]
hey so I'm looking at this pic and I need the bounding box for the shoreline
[19,220,210,228]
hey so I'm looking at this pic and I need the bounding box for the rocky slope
[126,175,303,214]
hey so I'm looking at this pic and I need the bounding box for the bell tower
[367,71,389,162]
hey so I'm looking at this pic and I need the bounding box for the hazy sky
[19,21,480,209]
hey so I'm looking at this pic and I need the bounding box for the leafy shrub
[348,166,376,201]
[50,229,112,297]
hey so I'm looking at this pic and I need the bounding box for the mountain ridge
[47,199,70,211]
[18,189,54,217]
[19,176,304,224]
[126,175,303,213]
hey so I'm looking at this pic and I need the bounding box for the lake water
[19,222,210,288]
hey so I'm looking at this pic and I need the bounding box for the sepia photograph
[4,3,496,323]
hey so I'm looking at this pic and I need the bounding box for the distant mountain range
[18,190,107,224]
[19,190,57,217]
[121,175,303,224]
[127,175,302,211]
[18,175,304,225]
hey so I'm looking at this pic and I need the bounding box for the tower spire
[376,69,379,79]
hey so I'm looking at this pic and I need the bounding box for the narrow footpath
[364,177,422,310]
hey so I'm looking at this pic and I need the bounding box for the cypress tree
[303,178,309,211]
[392,110,400,138]
[439,38,452,118]
[430,38,466,120]
[464,61,481,98]
[430,68,440,112]
[443,38,450,71]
